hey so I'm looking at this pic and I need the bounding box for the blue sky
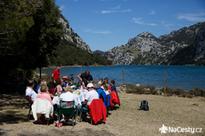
[56,0,205,51]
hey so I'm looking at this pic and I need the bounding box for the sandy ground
[0,92,205,136]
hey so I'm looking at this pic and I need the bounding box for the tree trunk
[39,67,42,79]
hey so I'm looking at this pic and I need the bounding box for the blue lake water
[42,65,205,90]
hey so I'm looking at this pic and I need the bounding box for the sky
[55,0,205,51]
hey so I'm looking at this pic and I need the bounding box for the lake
[42,65,205,90]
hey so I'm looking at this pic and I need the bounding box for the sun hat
[62,76,68,79]
[65,86,72,92]
[98,80,103,85]
[87,83,94,88]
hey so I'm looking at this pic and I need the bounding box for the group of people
[25,66,120,125]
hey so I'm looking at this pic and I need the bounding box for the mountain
[107,22,205,65]
[50,15,111,65]
[59,15,91,53]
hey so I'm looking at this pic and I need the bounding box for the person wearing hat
[84,83,99,105]
[62,76,69,88]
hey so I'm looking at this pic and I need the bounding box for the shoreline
[120,84,205,98]
[45,64,205,68]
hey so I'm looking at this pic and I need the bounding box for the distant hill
[106,22,205,65]
[50,15,111,66]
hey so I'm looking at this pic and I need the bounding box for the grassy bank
[122,84,205,98]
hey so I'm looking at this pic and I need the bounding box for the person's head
[27,80,34,87]
[40,84,48,92]
[104,77,109,84]
[87,83,94,91]
[111,80,115,85]
[56,66,60,70]
[85,70,90,76]
[40,80,47,86]
[62,76,69,81]
[98,80,103,87]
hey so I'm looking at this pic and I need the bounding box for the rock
[59,15,91,53]
[107,22,205,65]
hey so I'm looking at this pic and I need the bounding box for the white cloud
[132,17,157,26]
[100,5,131,14]
[149,10,156,15]
[177,12,205,22]
[101,9,131,14]
[84,29,112,34]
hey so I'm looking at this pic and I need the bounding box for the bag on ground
[139,100,149,111]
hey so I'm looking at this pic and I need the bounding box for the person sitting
[55,79,63,94]
[97,80,107,107]
[31,84,54,122]
[81,83,99,121]
[103,77,111,94]
[109,80,121,108]
[51,80,63,106]
[62,76,69,88]
[59,86,75,102]
[110,80,116,91]
[98,80,111,115]
[36,84,52,104]
[78,70,93,87]
[56,86,76,123]
[36,79,47,94]
[84,83,99,106]
[25,80,37,103]
[79,82,88,101]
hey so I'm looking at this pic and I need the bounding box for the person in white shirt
[59,86,75,102]
[79,84,88,102]
[25,80,37,102]
[85,83,99,105]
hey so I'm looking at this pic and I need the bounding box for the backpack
[139,100,149,111]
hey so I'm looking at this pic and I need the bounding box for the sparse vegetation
[124,84,205,98]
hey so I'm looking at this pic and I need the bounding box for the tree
[0,0,63,80]
[23,0,63,78]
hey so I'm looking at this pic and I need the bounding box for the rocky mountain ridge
[59,15,91,53]
[106,22,205,65]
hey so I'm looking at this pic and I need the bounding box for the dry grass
[0,92,205,136]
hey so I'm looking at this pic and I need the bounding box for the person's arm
[77,73,83,81]
[84,92,90,105]
[90,75,93,81]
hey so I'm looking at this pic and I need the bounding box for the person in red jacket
[52,66,60,82]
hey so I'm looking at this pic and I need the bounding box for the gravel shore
[0,92,205,136]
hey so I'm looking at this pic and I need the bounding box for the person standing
[52,66,60,82]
